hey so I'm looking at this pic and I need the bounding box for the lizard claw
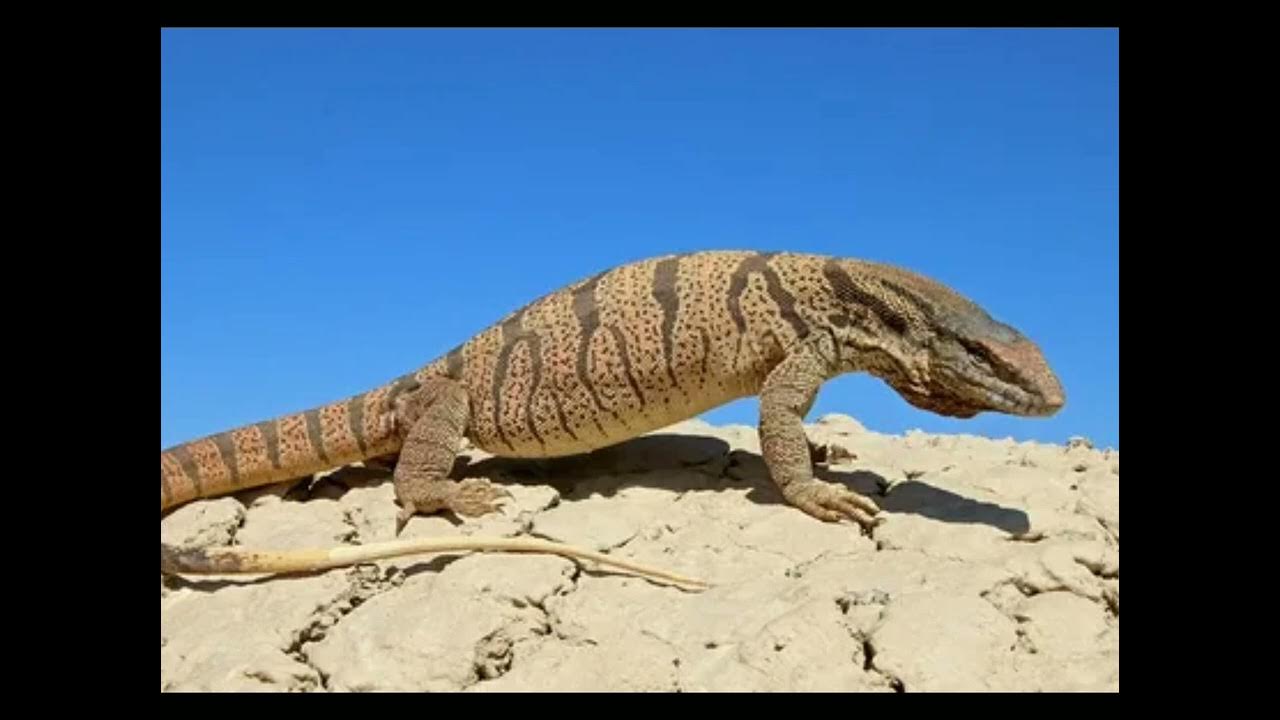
[392,477,511,536]
[449,478,512,517]
[395,501,418,537]
[783,478,882,530]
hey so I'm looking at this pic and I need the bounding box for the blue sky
[161,28,1118,451]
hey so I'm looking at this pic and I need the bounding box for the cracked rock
[869,592,1019,692]
[160,497,244,550]
[162,416,1118,692]
[160,570,355,691]
[306,553,574,691]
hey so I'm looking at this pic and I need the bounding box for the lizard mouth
[909,366,1041,419]
[919,345,1067,419]
[898,386,983,419]
[970,338,1066,417]
[968,382,1063,417]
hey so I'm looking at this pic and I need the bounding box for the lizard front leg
[392,377,510,535]
[759,348,881,528]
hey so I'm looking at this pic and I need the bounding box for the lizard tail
[160,536,711,591]
[161,373,423,513]
[157,360,711,592]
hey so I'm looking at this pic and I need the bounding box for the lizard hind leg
[391,377,511,535]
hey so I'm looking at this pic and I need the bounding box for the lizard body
[161,250,1064,584]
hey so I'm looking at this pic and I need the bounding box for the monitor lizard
[160,250,1065,589]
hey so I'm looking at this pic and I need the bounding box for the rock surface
[161,416,1119,692]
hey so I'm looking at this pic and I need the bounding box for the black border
[151,23,1124,698]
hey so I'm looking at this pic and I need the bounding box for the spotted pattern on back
[455,251,851,458]
[162,249,1060,513]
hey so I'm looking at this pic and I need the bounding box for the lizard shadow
[436,432,1029,534]
[457,433,740,500]
[172,432,1029,592]
[875,479,1031,534]
[705,447,1030,535]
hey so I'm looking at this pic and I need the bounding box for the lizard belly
[465,319,768,460]
[454,250,792,460]
[472,374,756,459]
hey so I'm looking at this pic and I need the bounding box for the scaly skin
[161,250,1065,558]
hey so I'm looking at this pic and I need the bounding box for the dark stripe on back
[255,420,282,469]
[551,391,579,442]
[210,432,242,486]
[385,374,421,406]
[303,410,331,464]
[382,373,422,443]
[651,256,682,389]
[492,310,530,451]
[606,325,647,408]
[727,253,811,341]
[171,445,204,497]
[698,327,711,377]
[346,393,368,454]
[522,334,547,448]
[570,270,618,429]
[822,261,909,334]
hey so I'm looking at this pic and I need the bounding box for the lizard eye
[958,339,995,370]
[959,338,1023,384]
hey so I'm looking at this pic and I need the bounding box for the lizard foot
[447,477,513,517]
[394,477,513,535]
[782,478,882,529]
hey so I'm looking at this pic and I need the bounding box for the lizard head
[904,287,1064,420]
[829,259,1065,420]
[899,329,1066,419]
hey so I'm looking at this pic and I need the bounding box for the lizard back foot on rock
[395,476,513,534]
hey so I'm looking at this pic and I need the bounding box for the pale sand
[161,414,1118,692]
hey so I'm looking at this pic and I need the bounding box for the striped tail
[160,373,423,512]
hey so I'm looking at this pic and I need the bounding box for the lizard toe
[394,501,418,537]
[785,478,882,528]
[450,478,513,517]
